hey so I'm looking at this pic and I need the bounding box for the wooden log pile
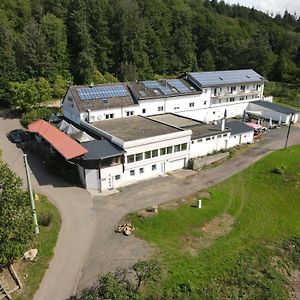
[115,222,135,236]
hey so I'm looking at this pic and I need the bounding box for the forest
[0,0,300,110]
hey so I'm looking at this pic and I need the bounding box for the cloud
[224,0,300,16]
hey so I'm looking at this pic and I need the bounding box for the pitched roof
[81,140,125,160]
[252,100,299,114]
[69,83,137,112]
[28,119,88,160]
[187,69,263,87]
[226,121,254,135]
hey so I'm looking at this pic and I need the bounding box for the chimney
[221,118,226,131]
[86,109,91,123]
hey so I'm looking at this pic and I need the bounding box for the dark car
[7,129,25,144]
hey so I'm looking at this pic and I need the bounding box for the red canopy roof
[28,119,88,160]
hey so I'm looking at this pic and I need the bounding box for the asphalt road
[0,116,299,299]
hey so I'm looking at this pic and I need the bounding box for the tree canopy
[0,0,300,109]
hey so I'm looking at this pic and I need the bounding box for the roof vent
[246,75,250,78]
[219,77,223,80]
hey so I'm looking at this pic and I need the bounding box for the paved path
[0,116,299,299]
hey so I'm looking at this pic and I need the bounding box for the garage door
[166,158,186,172]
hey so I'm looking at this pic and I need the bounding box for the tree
[9,77,52,112]
[0,161,34,265]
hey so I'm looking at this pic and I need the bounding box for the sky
[225,0,300,16]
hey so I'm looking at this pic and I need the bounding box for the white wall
[99,164,124,190]
[189,133,230,158]
[63,90,81,124]
[227,131,254,148]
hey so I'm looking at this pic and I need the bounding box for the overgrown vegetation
[264,81,300,108]
[20,107,62,127]
[0,0,300,111]
[125,145,300,298]
[14,194,61,300]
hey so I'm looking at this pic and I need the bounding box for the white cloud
[225,0,300,16]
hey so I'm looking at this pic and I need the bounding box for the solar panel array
[77,85,129,101]
[188,70,263,86]
[142,81,174,95]
[166,79,192,94]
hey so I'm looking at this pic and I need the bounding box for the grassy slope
[131,145,300,298]
[14,195,61,300]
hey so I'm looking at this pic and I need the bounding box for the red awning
[28,119,88,160]
[245,122,262,130]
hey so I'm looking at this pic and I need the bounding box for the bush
[21,107,62,128]
[38,211,53,227]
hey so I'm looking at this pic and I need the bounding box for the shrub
[38,211,53,227]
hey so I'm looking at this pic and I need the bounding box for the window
[204,101,207,105]
[230,86,236,93]
[130,170,135,176]
[158,106,163,112]
[160,148,166,155]
[115,175,121,180]
[152,164,157,171]
[174,144,180,152]
[213,111,216,114]
[127,155,134,163]
[223,134,227,137]
[145,151,151,159]
[206,137,211,141]
[174,105,180,110]
[167,146,173,154]
[189,102,195,107]
[240,97,244,101]
[241,85,246,91]
[230,97,234,102]
[126,111,134,117]
[191,140,195,144]
[142,108,146,114]
[197,139,202,143]
[105,113,114,119]
[212,136,215,140]
[139,168,144,174]
[135,153,143,161]
[152,149,158,157]
[181,143,187,151]
[213,88,217,96]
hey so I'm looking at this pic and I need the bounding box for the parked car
[7,129,26,144]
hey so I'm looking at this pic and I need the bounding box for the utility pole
[285,113,294,150]
[23,154,39,234]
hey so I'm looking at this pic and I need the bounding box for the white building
[77,116,191,190]
[62,69,268,125]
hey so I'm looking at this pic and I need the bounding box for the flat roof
[149,113,229,138]
[82,140,125,160]
[91,116,182,142]
[149,113,200,128]
[187,69,263,87]
[252,100,299,114]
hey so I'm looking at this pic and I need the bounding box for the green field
[131,145,300,299]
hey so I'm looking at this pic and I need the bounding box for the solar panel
[77,85,129,101]
[166,79,193,94]
[142,81,174,95]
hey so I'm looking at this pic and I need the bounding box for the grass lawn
[131,145,300,298]
[14,194,61,300]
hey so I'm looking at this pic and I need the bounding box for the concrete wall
[189,133,230,158]
[189,152,229,170]
[227,131,254,148]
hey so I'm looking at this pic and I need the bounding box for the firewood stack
[115,222,135,236]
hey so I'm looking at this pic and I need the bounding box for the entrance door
[108,175,114,189]
[161,162,165,174]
